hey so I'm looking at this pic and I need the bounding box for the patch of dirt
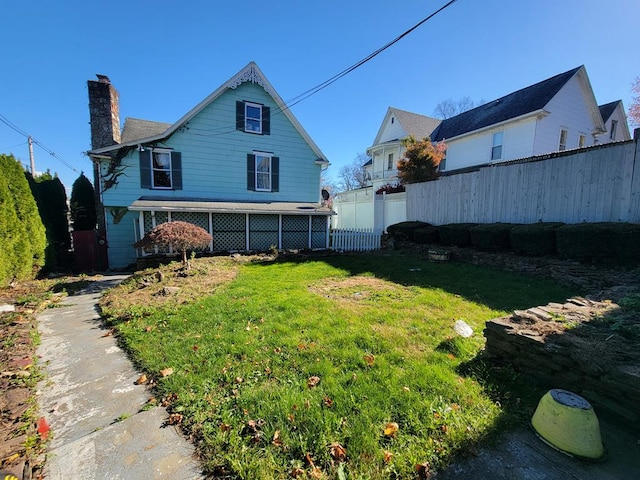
[0,278,66,479]
[309,276,414,303]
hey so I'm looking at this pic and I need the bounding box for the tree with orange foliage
[134,221,212,268]
[397,135,447,184]
[629,77,640,127]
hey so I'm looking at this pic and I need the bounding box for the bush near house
[510,223,565,256]
[386,221,431,240]
[470,223,520,252]
[438,223,478,246]
[0,154,46,286]
[556,222,640,265]
[413,225,440,244]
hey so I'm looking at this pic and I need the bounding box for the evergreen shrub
[470,223,519,251]
[387,221,431,241]
[413,226,440,244]
[510,223,564,256]
[556,222,640,265]
[437,223,477,246]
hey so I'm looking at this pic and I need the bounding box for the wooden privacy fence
[330,228,382,251]
[407,137,640,225]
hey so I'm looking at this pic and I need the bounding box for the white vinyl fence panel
[330,228,382,251]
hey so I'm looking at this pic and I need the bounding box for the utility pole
[28,136,35,174]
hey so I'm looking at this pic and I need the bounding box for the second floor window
[255,153,272,191]
[610,120,618,140]
[387,153,394,170]
[559,129,568,151]
[491,131,503,160]
[152,151,172,189]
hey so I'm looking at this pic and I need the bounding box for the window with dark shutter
[236,101,270,135]
[247,153,256,190]
[247,153,278,192]
[171,152,182,190]
[140,149,182,190]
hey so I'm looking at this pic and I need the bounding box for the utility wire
[0,113,79,173]
[186,0,459,138]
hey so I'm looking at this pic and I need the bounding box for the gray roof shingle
[430,66,582,142]
[120,117,172,144]
[598,100,621,123]
[389,107,441,139]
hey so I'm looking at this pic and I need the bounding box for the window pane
[257,156,270,173]
[153,152,170,169]
[492,132,503,147]
[491,145,502,160]
[255,155,271,190]
[246,105,261,119]
[153,170,172,188]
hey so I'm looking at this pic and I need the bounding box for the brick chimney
[88,74,121,149]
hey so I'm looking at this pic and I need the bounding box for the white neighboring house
[333,65,631,231]
[596,100,630,144]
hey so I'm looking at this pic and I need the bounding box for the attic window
[391,117,394,124]
[610,120,618,140]
[236,101,271,135]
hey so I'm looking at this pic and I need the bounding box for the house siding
[444,118,537,171]
[104,210,140,269]
[533,75,596,154]
[595,104,631,144]
[101,82,322,208]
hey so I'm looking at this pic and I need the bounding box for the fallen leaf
[168,412,183,425]
[160,367,174,377]
[383,450,394,463]
[415,461,431,479]
[144,326,153,332]
[220,423,231,432]
[272,430,283,447]
[307,375,320,388]
[37,416,50,440]
[402,386,411,392]
[235,376,244,384]
[329,442,346,461]
[290,467,305,478]
[192,345,199,351]
[323,395,334,408]
[363,354,375,366]
[135,374,148,385]
[383,422,399,437]
[451,403,460,411]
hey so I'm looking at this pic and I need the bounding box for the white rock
[454,319,473,338]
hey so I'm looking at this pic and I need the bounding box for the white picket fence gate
[330,228,382,251]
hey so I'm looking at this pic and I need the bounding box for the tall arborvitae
[27,170,70,271]
[70,173,97,231]
[0,154,46,284]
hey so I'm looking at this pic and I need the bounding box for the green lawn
[101,252,574,479]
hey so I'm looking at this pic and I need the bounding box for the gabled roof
[371,107,440,147]
[599,100,622,123]
[120,118,171,143]
[88,62,327,162]
[430,66,584,142]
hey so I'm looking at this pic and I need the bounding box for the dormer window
[610,120,618,140]
[236,101,271,135]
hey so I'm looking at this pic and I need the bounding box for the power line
[0,113,80,173]
[184,0,458,138]
[0,141,28,151]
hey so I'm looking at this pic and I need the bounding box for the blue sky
[1,0,638,191]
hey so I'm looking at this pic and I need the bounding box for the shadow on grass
[262,251,580,313]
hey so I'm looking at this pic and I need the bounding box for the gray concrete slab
[37,275,203,479]
[438,418,640,480]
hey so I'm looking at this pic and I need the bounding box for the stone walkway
[37,275,203,479]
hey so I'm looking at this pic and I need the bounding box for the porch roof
[129,197,334,216]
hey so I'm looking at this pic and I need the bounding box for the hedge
[438,223,477,246]
[470,223,519,251]
[387,221,431,241]
[413,225,440,244]
[556,222,640,265]
[510,223,564,256]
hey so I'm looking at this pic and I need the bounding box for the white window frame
[559,128,568,151]
[151,149,172,189]
[491,131,503,160]
[387,152,394,170]
[578,133,586,148]
[254,151,272,192]
[610,120,618,140]
[245,102,263,134]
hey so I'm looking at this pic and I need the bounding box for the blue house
[87,63,331,269]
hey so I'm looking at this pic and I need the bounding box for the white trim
[244,101,263,134]
[254,151,272,192]
[150,148,173,190]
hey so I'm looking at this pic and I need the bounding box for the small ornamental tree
[134,221,212,268]
[397,135,447,184]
